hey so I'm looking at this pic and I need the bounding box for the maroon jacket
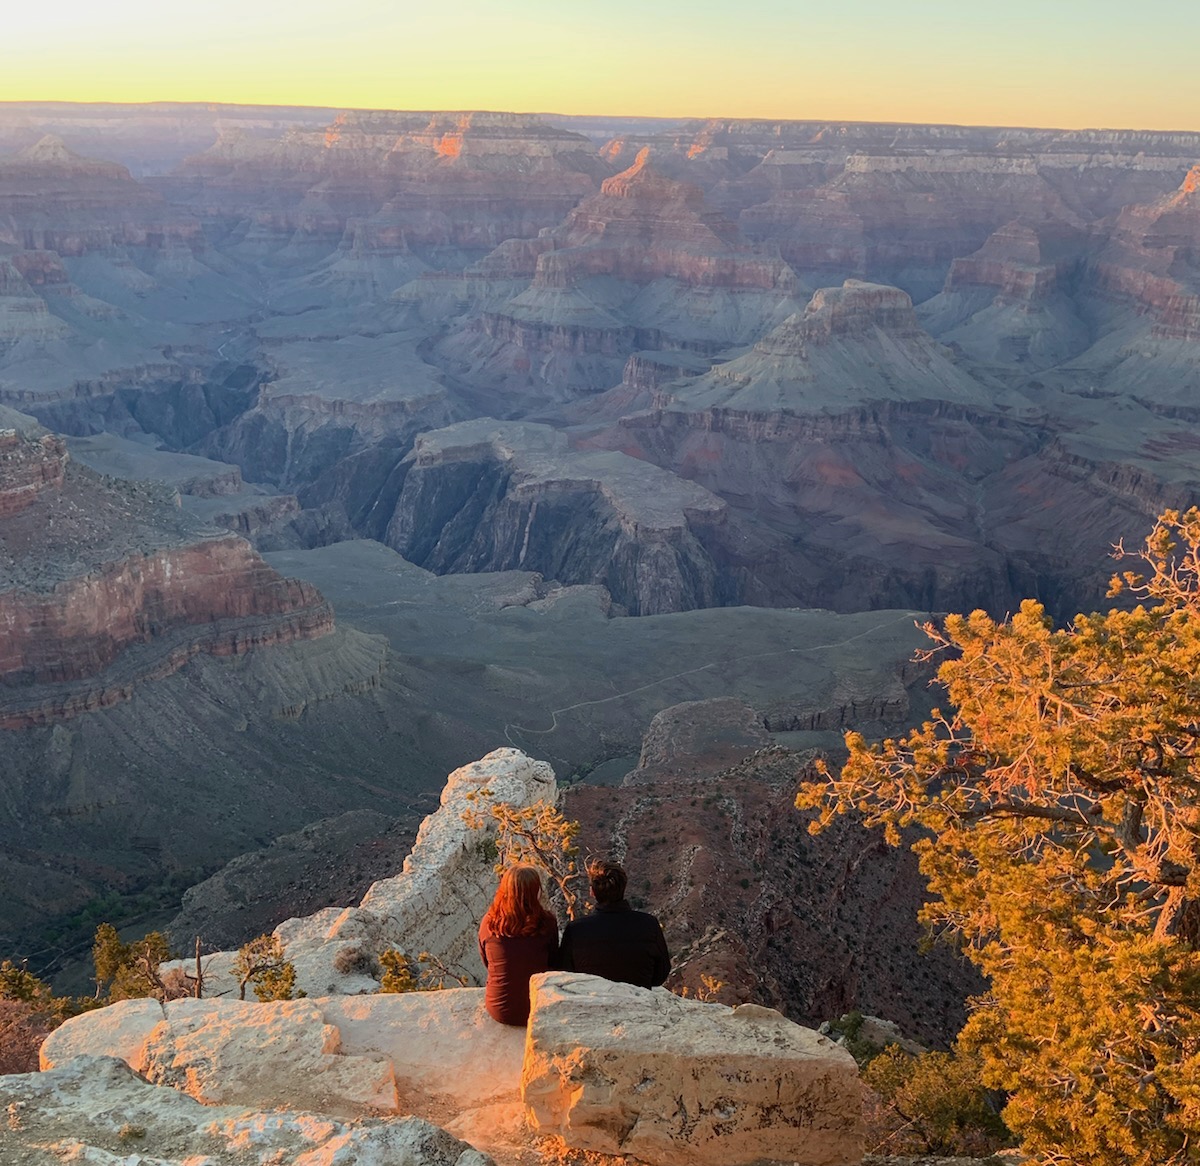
[479,915,559,1026]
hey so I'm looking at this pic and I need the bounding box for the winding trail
[503,609,919,748]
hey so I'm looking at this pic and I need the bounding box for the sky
[4,0,1198,131]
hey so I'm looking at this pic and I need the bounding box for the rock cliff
[0,424,332,727]
[380,419,728,615]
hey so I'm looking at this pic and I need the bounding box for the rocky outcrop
[3,1055,492,1166]
[0,430,332,726]
[381,419,728,615]
[0,426,66,516]
[163,748,557,997]
[40,973,863,1166]
[522,973,864,1166]
[0,135,201,254]
[41,992,528,1147]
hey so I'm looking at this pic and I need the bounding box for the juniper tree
[797,509,1200,1166]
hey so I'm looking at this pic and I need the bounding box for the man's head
[587,859,628,906]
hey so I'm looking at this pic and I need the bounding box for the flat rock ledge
[522,972,864,1166]
[40,974,863,1166]
[1,1054,491,1166]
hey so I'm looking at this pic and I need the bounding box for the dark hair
[587,859,628,906]
[483,865,555,937]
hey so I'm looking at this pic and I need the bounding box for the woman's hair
[483,865,555,937]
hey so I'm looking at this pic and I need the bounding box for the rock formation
[38,973,863,1166]
[0,421,332,727]
[522,973,863,1165]
[0,135,199,255]
[379,419,728,614]
[163,748,557,997]
[425,149,800,397]
[172,111,606,261]
[1,1054,491,1166]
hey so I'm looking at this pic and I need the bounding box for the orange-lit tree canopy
[798,509,1200,1165]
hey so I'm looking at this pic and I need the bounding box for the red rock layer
[0,430,334,726]
[0,535,331,690]
[0,431,66,517]
[527,149,795,292]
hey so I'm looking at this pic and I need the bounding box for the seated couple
[478,858,671,1026]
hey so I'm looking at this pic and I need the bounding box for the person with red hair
[478,864,560,1025]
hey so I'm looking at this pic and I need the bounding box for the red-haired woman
[478,865,559,1026]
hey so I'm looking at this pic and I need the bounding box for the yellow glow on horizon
[3,0,1197,133]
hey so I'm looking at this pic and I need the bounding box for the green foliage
[92,924,174,1001]
[864,1044,1008,1156]
[232,935,296,1002]
[463,791,582,920]
[378,949,468,993]
[797,509,1200,1166]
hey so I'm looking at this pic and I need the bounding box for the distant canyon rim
[1,103,1199,1026]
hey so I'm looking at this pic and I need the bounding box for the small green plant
[863,1044,1010,1157]
[378,949,469,993]
[232,935,296,1002]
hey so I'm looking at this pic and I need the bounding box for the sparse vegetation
[232,935,297,1002]
[378,949,469,993]
[863,1044,1009,1157]
[92,924,182,1002]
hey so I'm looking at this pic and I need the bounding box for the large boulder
[521,972,864,1166]
[40,990,528,1154]
[1,1054,491,1166]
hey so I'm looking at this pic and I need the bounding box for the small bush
[333,946,380,978]
[863,1045,1010,1157]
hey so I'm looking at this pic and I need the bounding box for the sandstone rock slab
[522,972,863,1166]
[1,1054,491,1166]
[44,997,397,1119]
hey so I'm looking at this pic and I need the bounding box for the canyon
[1,101,1199,1059]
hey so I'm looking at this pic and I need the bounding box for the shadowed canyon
[3,102,1200,1047]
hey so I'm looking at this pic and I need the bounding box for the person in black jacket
[557,859,670,988]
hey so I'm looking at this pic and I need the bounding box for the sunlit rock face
[157,748,557,998]
[38,976,862,1166]
[522,972,864,1166]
